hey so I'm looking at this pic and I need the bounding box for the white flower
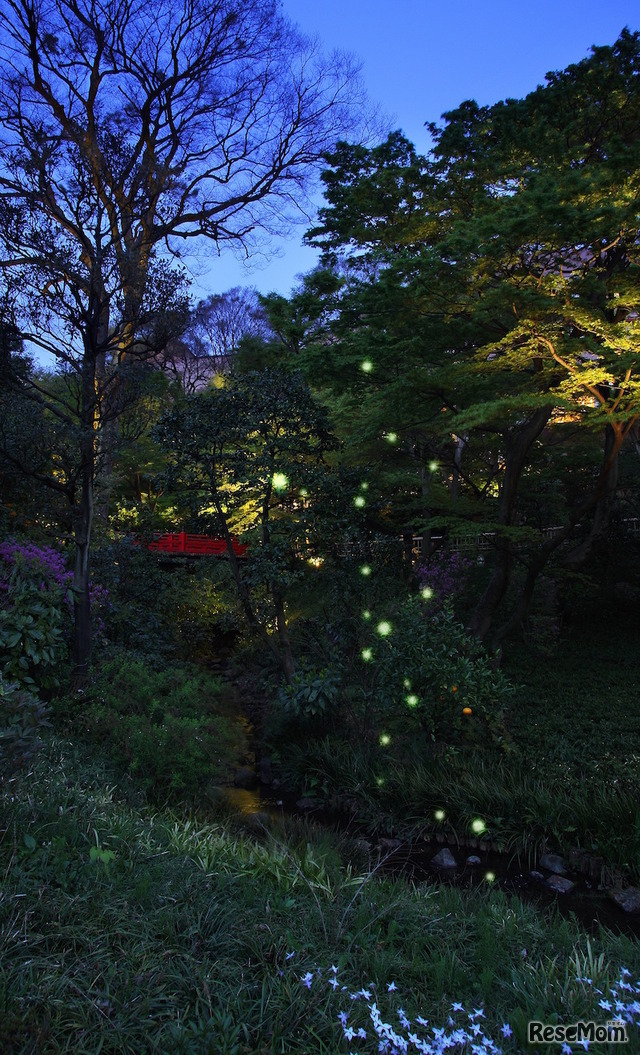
[387,981,397,992]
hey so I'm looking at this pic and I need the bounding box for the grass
[2,735,640,1054]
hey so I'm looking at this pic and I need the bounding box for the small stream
[217,782,640,941]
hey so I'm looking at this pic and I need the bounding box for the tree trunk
[563,424,619,570]
[71,365,96,681]
[492,421,630,647]
[467,406,552,642]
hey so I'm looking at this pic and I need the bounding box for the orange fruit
[451,685,458,693]
[462,707,472,716]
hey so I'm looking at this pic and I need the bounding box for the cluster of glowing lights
[471,818,486,835]
[429,460,439,472]
[360,482,369,491]
[379,733,391,746]
[362,610,372,621]
[375,776,385,787]
[361,359,374,373]
[376,621,392,637]
[360,565,372,577]
[361,647,373,662]
[434,809,446,822]
[299,487,308,498]
[405,693,419,707]
[272,472,289,492]
[384,432,398,444]
[421,586,434,601]
[354,495,366,508]
[484,871,496,883]
[307,556,324,568]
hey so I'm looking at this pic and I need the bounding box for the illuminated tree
[156,368,338,682]
[278,31,640,646]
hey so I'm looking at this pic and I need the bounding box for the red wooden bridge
[146,532,248,557]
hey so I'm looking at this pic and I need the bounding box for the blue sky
[191,0,639,304]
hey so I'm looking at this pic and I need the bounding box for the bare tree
[0,0,363,675]
[161,287,271,392]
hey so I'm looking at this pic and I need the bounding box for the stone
[529,870,544,882]
[539,853,567,875]
[544,875,575,895]
[431,848,457,869]
[295,797,320,811]
[608,887,640,914]
[466,855,482,866]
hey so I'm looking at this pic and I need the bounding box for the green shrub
[91,540,243,664]
[277,664,341,722]
[324,586,512,756]
[0,540,71,691]
[0,675,51,773]
[70,655,248,802]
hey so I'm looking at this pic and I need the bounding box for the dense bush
[0,539,72,691]
[68,655,248,802]
[342,596,512,758]
[91,540,243,664]
[0,675,51,774]
[267,564,512,771]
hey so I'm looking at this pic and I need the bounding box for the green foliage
[155,368,342,678]
[0,675,50,773]
[267,31,640,644]
[92,539,243,664]
[301,565,512,755]
[0,545,71,691]
[69,656,248,802]
[277,664,341,722]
